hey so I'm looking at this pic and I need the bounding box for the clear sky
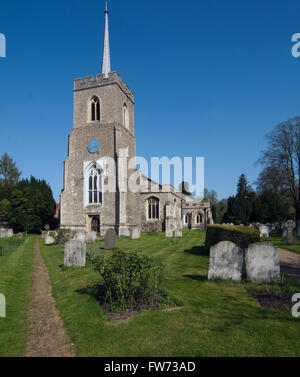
[1,0,300,202]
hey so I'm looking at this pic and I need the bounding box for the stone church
[60,2,212,236]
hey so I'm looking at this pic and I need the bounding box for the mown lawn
[0,236,35,357]
[266,233,300,255]
[40,231,300,357]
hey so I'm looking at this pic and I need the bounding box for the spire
[102,0,111,79]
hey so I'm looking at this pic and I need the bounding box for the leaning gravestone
[64,240,86,267]
[208,241,244,281]
[131,228,141,240]
[245,243,280,283]
[86,231,96,244]
[104,229,116,250]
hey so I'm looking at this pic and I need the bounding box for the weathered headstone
[259,224,269,238]
[0,228,7,238]
[104,229,116,250]
[245,243,280,283]
[64,240,86,267]
[6,229,13,238]
[86,231,97,244]
[45,235,55,245]
[175,230,183,238]
[208,241,244,281]
[284,220,296,243]
[42,231,48,239]
[131,228,141,240]
[74,232,86,243]
[166,229,174,238]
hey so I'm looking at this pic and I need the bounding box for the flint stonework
[208,241,244,281]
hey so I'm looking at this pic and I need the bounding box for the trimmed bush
[205,225,260,250]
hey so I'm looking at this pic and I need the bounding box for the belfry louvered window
[88,165,102,204]
[148,197,159,220]
[91,96,100,122]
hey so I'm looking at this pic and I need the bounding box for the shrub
[54,229,74,246]
[90,251,173,312]
[205,225,260,250]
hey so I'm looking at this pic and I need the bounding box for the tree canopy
[0,153,57,233]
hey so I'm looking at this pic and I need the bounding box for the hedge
[205,225,260,250]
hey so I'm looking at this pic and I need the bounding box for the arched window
[147,197,159,220]
[195,214,201,224]
[90,96,100,122]
[123,103,129,130]
[88,165,102,204]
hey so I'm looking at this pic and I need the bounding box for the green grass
[40,231,300,357]
[266,233,300,255]
[0,236,35,357]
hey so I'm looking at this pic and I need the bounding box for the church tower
[60,1,138,236]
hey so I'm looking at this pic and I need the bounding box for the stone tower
[60,1,139,236]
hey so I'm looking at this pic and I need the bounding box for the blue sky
[1,0,300,202]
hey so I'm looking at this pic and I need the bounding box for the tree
[255,166,289,195]
[223,174,256,225]
[257,117,300,231]
[0,153,21,188]
[252,190,289,224]
[204,189,218,206]
[0,199,10,228]
[8,190,41,233]
[179,181,192,196]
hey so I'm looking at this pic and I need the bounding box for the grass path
[25,238,75,357]
[0,236,34,357]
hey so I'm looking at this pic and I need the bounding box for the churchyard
[1,230,299,357]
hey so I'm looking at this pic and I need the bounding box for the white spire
[102,0,111,79]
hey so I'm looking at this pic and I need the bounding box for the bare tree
[257,116,300,232]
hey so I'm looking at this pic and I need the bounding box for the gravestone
[131,228,141,240]
[86,231,96,244]
[45,235,55,245]
[0,228,7,238]
[245,243,280,283]
[259,224,269,238]
[284,220,296,243]
[64,240,86,267]
[74,232,86,243]
[6,229,13,238]
[208,241,244,281]
[166,229,174,238]
[175,230,183,238]
[104,229,116,250]
[41,231,48,239]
